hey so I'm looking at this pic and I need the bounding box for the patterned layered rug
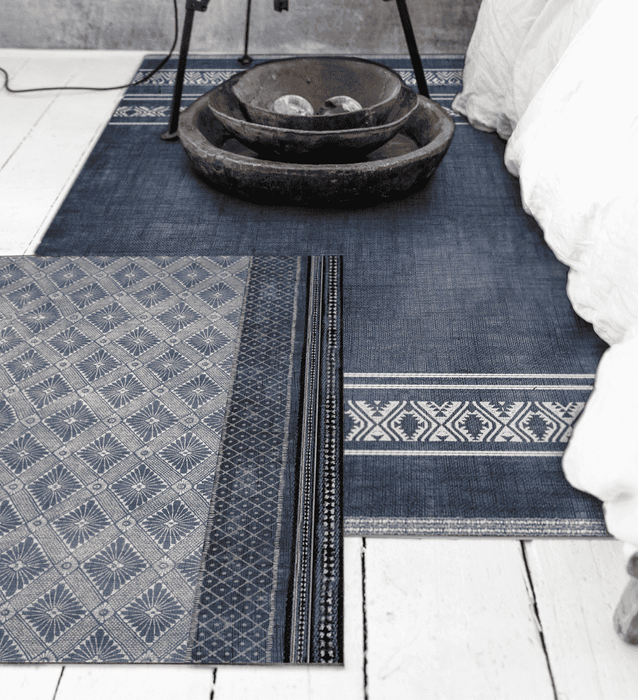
[35,55,610,538]
[0,255,342,664]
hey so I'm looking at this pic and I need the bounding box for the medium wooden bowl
[180,90,455,207]
[208,75,418,163]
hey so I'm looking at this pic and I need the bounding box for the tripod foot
[160,129,180,141]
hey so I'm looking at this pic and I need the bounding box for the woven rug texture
[0,255,342,664]
[35,55,610,537]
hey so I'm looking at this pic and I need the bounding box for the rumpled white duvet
[453,0,638,548]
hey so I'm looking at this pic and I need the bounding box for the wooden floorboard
[212,537,365,699]
[364,538,556,699]
[0,665,63,700]
[526,540,638,700]
[0,52,43,170]
[0,50,145,255]
[55,666,215,700]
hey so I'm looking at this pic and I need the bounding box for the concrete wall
[1,0,480,54]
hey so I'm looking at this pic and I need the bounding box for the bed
[452,0,638,635]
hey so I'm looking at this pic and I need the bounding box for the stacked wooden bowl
[178,57,455,206]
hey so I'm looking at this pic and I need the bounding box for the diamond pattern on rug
[23,583,87,644]
[111,463,168,511]
[68,282,108,309]
[160,433,213,474]
[5,349,50,382]
[141,500,199,550]
[157,302,201,333]
[19,301,61,333]
[191,257,299,664]
[83,537,148,596]
[0,536,49,596]
[7,283,45,310]
[0,256,248,662]
[52,499,111,549]
[120,582,185,645]
[77,432,130,474]
[98,373,147,409]
[25,374,74,410]
[50,262,87,289]
[116,326,161,357]
[27,464,84,511]
[0,433,48,474]
[43,400,100,443]
[48,326,92,357]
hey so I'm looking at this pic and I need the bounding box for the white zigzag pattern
[113,105,170,118]
[131,68,462,87]
[345,400,585,443]
[131,70,240,86]
[396,69,463,86]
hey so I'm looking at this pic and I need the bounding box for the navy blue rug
[36,55,609,537]
[0,255,342,664]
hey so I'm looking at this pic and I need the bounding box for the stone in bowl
[231,57,403,131]
[208,74,418,163]
[179,89,455,207]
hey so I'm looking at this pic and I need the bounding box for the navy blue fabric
[191,256,342,664]
[0,255,342,663]
[36,56,609,536]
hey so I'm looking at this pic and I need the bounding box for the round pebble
[316,95,363,116]
[271,94,314,116]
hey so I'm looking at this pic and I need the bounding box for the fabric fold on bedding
[504,0,638,346]
[452,0,603,139]
[454,0,638,546]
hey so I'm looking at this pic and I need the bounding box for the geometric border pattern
[345,399,585,444]
[342,516,610,537]
[342,375,606,537]
[125,68,462,90]
[190,256,343,664]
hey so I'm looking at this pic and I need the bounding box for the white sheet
[506,0,638,345]
[505,0,638,546]
[451,0,548,138]
[456,0,638,546]
[452,0,603,139]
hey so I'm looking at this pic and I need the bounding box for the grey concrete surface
[1,0,480,54]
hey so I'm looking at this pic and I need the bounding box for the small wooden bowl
[231,57,403,131]
[208,75,418,163]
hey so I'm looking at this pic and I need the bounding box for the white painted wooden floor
[1,49,638,700]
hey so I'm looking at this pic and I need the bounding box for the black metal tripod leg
[161,7,196,140]
[162,0,210,141]
[238,0,253,66]
[395,0,429,97]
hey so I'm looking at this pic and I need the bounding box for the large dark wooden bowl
[208,75,418,163]
[179,90,455,207]
[231,57,403,131]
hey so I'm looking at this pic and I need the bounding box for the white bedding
[451,0,603,139]
[454,0,638,546]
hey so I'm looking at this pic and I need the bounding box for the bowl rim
[231,55,404,122]
[182,90,456,174]
[210,74,418,139]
